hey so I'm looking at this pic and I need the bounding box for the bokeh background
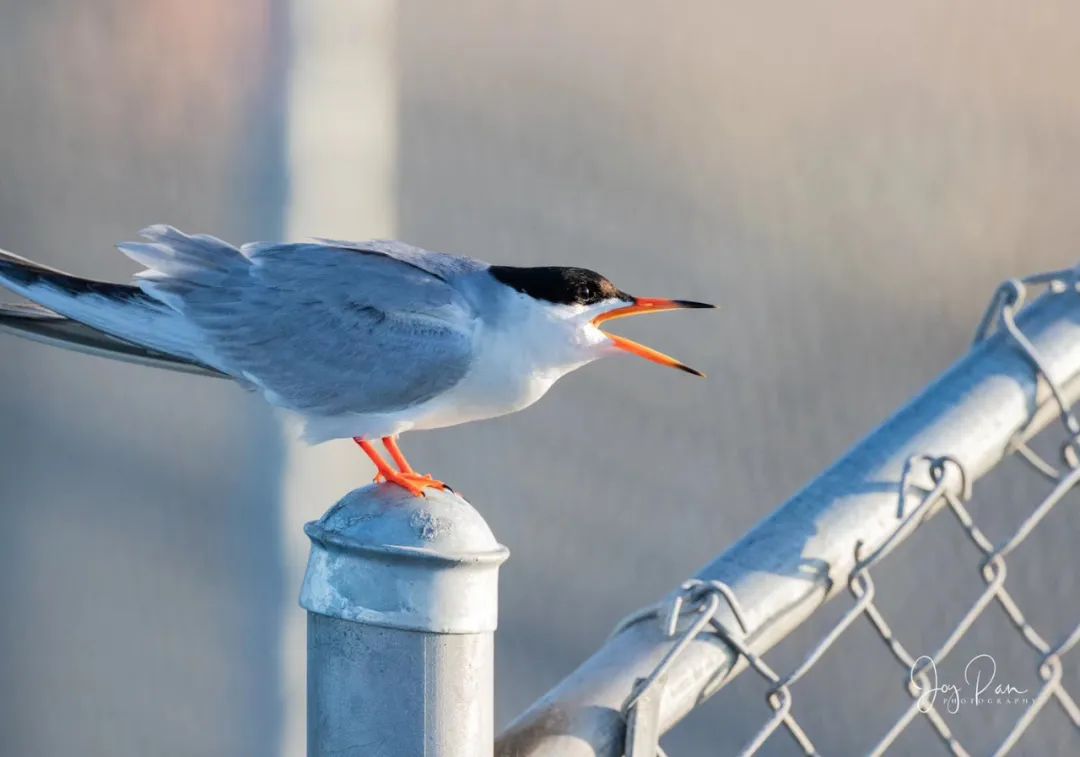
[0,1,1077,755]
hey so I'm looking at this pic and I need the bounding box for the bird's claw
[373,469,449,497]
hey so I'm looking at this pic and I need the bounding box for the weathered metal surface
[302,484,508,756]
[308,614,495,757]
[300,485,509,633]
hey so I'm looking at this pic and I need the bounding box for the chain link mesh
[621,270,1080,756]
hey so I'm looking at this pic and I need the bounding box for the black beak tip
[677,363,707,378]
[674,300,717,309]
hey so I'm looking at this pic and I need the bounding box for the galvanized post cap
[299,484,509,633]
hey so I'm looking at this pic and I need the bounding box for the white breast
[406,293,605,431]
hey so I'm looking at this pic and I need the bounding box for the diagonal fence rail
[497,267,1080,756]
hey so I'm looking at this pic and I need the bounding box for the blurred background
[0,1,1077,754]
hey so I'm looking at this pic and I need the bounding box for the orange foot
[373,469,449,497]
[354,437,450,498]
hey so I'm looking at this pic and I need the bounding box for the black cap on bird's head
[488,265,629,306]
[488,265,715,376]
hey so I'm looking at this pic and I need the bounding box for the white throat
[393,287,613,433]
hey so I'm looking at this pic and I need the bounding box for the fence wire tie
[622,578,823,757]
[622,579,762,757]
[976,272,1080,475]
[622,580,751,715]
[896,454,971,520]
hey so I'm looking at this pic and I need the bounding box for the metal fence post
[300,484,509,757]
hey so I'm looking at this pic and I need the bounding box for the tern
[0,226,713,496]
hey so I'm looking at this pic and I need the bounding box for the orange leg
[353,437,448,497]
[382,436,415,473]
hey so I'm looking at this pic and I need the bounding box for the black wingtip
[0,256,39,287]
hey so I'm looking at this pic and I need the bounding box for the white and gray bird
[0,225,713,495]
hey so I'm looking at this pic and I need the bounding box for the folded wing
[128,227,477,417]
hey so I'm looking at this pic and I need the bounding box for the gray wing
[314,238,489,280]
[127,228,477,416]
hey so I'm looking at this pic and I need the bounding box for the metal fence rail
[497,268,1080,756]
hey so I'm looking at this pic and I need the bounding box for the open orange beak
[591,297,715,377]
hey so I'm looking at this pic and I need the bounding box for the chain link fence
[620,270,1080,756]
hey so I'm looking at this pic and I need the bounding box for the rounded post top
[300,484,509,633]
[305,484,508,562]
